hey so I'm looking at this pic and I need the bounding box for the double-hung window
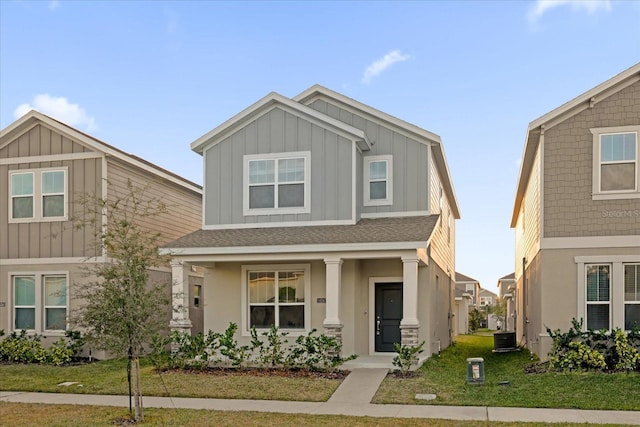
[242,264,310,334]
[364,155,393,206]
[624,264,640,330]
[12,273,68,333]
[9,168,67,222]
[586,264,611,330]
[244,152,310,215]
[591,126,640,199]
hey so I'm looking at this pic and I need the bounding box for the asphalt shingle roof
[164,215,439,249]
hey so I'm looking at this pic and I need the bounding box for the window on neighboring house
[591,127,640,199]
[13,273,68,333]
[480,296,492,306]
[9,168,67,222]
[244,152,310,215]
[364,155,393,206]
[242,265,310,333]
[586,264,610,330]
[625,264,640,330]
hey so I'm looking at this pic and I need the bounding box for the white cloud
[529,0,612,22]
[362,50,411,84]
[49,1,60,11]
[14,94,96,131]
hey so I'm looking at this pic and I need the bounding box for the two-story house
[511,63,640,359]
[455,272,481,307]
[496,272,515,332]
[1,111,203,347]
[164,85,461,361]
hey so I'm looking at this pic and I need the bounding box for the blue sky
[1,1,639,291]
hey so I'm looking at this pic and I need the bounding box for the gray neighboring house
[164,85,461,360]
[0,111,203,350]
[511,63,640,359]
[454,283,473,335]
[497,272,516,332]
[455,272,481,307]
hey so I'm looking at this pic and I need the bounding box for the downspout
[522,256,527,347]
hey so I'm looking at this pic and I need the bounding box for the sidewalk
[2,368,639,425]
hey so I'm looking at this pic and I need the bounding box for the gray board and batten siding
[306,98,430,216]
[203,107,354,226]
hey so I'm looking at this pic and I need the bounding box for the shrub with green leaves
[392,341,425,375]
[0,329,84,365]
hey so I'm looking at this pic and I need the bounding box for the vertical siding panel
[269,108,284,153]
[219,140,233,224]
[244,121,258,154]
[18,134,30,157]
[297,118,311,151]
[310,124,325,221]
[231,132,244,221]
[50,131,62,155]
[61,136,74,154]
[404,140,420,211]
[204,146,219,225]
[0,165,8,258]
[18,223,29,258]
[323,131,338,220]
[40,126,51,157]
[29,223,40,257]
[337,137,352,219]
[326,103,340,121]
[339,108,353,126]
[393,133,406,210]
[284,112,297,152]
[257,114,270,154]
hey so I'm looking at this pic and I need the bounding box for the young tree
[72,180,170,422]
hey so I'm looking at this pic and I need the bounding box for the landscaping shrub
[0,329,85,365]
[547,318,640,372]
[392,341,425,375]
[154,323,356,372]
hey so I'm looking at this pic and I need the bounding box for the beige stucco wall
[543,80,640,238]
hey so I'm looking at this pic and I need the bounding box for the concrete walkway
[2,368,640,425]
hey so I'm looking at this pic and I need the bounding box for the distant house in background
[0,111,203,349]
[511,63,640,359]
[497,272,516,332]
[455,272,481,307]
[453,283,473,335]
[164,85,461,362]
[479,288,497,307]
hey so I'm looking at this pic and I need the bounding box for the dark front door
[375,282,403,352]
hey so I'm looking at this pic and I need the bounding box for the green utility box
[466,357,485,384]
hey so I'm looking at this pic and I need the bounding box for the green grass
[373,334,640,410]
[0,358,340,402]
[0,402,627,427]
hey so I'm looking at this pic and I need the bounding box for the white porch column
[400,255,420,346]
[323,257,343,345]
[169,259,192,337]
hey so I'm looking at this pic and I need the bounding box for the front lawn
[0,358,341,402]
[373,334,640,410]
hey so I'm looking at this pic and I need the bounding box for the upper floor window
[12,273,68,333]
[364,155,393,206]
[243,152,310,215]
[9,168,67,222]
[591,126,640,200]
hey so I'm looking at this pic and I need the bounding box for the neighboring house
[496,272,516,332]
[0,111,203,348]
[511,63,640,359]
[479,288,497,307]
[164,85,461,360]
[453,283,473,335]
[455,272,481,307]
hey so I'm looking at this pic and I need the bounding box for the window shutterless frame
[8,167,68,222]
[591,126,640,200]
[363,155,393,206]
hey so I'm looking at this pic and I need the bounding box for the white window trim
[364,155,393,206]
[242,152,311,216]
[10,271,69,336]
[576,255,640,331]
[591,125,640,200]
[240,264,311,336]
[8,167,68,223]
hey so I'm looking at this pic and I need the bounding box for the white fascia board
[1,111,202,194]
[190,92,371,154]
[293,85,442,144]
[161,241,429,256]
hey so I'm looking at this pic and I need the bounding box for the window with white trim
[9,168,67,222]
[12,273,68,333]
[586,264,611,330]
[243,152,310,215]
[242,264,310,333]
[364,155,393,206]
[624,264,640,330]
[591,126,640,199]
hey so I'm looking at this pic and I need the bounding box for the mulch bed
[158,366,349,380]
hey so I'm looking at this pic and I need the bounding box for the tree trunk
[132,356,144,422]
